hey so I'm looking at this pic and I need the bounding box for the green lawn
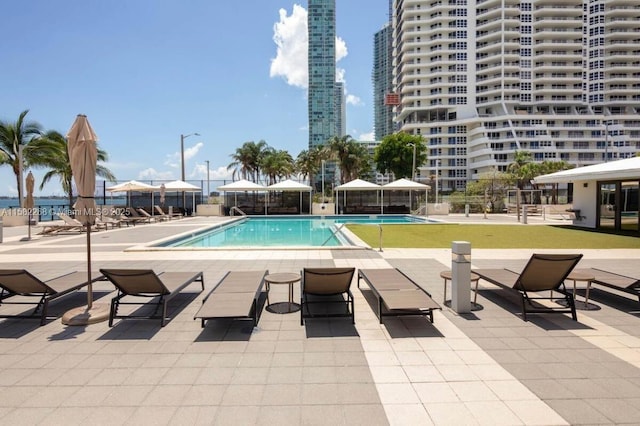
[346,224,640,249]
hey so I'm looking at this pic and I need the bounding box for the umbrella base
[62,303,110,326]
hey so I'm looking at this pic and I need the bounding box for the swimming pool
[159,215,430,248]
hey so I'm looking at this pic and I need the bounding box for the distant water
[0,197,127,221]
[0,197,126,209]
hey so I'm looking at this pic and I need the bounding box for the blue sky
[1,0,389,196]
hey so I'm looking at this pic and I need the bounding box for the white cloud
[165,142,204,169]
[193,164,232,181]
[336,36,347,62]
[270,5,361,107]
[270,5,308,89]
[346,94,362,106]
[138,168,175,180]
[358,131,375,141]
[184,142,204,161]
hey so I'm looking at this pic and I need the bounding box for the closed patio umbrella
[159,183,166,206]
[23,171,35,241]
[62,114,109,325]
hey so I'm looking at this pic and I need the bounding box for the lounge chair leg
[351,296,355,324]
[109,297,118,327]
[161,302,168,327]
[569,296,577,321]
[521,295,528,321]
[40,300,49,326]
[378,296,383,324]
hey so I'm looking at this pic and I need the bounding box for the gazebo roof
[163,180,201,191]
[335,179,381,190]
[266,179,312,191]
[534,157,640,184]
[383,178,430,190]
[217,179,266,191]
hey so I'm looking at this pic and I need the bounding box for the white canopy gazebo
[106,180,160,207]
[163,180,202,214]
[335,179,382,214]
[382,178,430,213]
[217,179,267,214]
[266,179,312,215]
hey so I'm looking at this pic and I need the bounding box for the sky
[1,0,389,196]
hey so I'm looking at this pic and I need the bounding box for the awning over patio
[533,157,640,184]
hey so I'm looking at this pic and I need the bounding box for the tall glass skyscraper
[308,0,337,149]
[373,23,394,140]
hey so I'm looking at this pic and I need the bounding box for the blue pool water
[161,215,429,248]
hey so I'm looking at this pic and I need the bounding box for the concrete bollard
[522,205,528,224]
[451,241,471,313]
[465,204,469,217]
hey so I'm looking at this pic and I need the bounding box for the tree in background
[39,130,116,206]
[326,135,371,184]
[296,146,327,184]
[373,132,427,180]
[534,160,574,204]
[0,110,60,206]
[261,148,294,185]
[227,140,269,183]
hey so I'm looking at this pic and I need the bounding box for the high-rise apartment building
[373,23,395,140]
[308,0,337,149]
[335,81,346,137]
[392,0,640,193]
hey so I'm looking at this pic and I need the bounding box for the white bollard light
[451,241,471,313]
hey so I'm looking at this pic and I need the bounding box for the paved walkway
[0,216,639,425]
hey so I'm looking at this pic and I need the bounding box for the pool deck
[0,214,639,425]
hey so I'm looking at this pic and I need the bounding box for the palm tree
[326,135,374,184]
[327,135,353,184]
[261,148,294,185]
[296,145,327,184]
[537,160,573,204]
[0,110,60,206]
[227,140,269,183]
[507,151,535,190]
[39,130,116,206]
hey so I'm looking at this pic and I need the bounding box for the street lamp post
[409,143,417,181]
[205,160,210,204]
[180,132,200,211]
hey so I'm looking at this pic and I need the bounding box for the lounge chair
[99,269,204,326]
[96,215,123,229]
[572,267,640,302]
[0,269,104,325]
[152,205,171,221]
[473,253,583,321]
[126,207,153,224]
[37,222,84,235]
[194,270,268,328]
[300,267,356,325]
[358,268,442,324]
[136,207,167,222]
[157,205,183,219]
[37,212,86,235]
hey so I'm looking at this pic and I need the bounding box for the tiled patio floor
[0,216,639,425]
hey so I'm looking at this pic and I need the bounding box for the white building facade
[392,0,640,193]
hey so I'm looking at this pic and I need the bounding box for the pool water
[162,215,429,248]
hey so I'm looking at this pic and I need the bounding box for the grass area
[346,224,640,249]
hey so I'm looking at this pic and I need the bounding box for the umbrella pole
[86,225,93,309]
